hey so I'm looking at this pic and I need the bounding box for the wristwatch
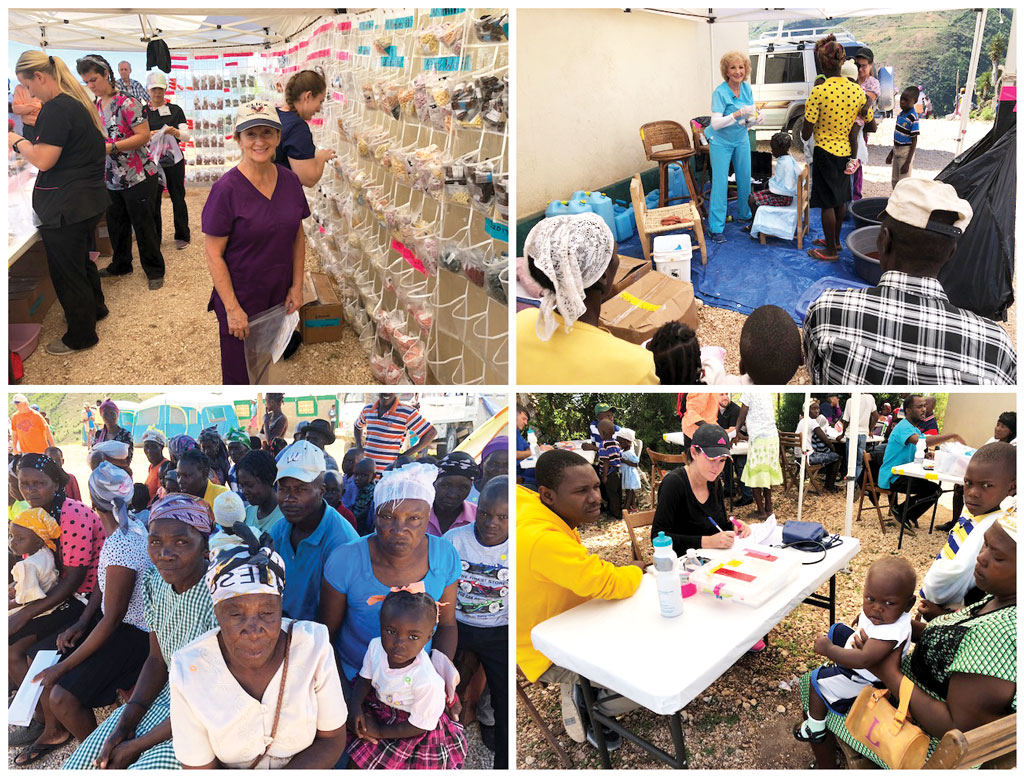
[12,138,24,153]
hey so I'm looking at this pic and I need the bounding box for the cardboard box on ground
[300,271,344,344]
[600,266,698,345]
[9,243,56,325]
[610,254,652,296]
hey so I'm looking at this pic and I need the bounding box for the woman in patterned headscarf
[429,452,480,536]
[9,455,105,719]
[198,426,231,486]
[167,433,198,467]
[63,494,218,770]
[515,213,658,385]
[797,509,1017,768]
[168,526,347,768]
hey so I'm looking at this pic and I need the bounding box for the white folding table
[889,461,963,550]
[531,537,861,768]
[520,440,596,469]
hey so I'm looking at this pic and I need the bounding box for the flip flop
[808,248,838,262]
[792,721,828,744]
[14,736,72,767]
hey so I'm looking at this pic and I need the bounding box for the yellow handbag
[844,675,931,769]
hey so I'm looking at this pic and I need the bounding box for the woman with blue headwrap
[169,525,347,768]
[17,464,153,766]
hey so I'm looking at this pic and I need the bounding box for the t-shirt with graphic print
[443,523,508,628]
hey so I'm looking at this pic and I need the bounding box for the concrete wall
[942,393,1016,449]
[516,9,748,215]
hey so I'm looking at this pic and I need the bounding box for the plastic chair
[638,120,699,209]
[750,165,810,249]
[624,509,655,563]
[629,175,707,267]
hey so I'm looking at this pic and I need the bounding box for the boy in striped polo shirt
[887,86,919,186]
[354,393,437,473]
[597,418,623,520]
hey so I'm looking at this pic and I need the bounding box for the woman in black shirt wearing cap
[651,423,754,556]
[8,51,110,355]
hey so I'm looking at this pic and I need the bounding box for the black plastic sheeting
[935,123,1016,321]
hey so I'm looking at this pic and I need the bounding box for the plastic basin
[9,324,41,360]
[850,196,888,228]
[848,225,882,285]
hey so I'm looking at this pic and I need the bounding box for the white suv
[749,28,868,153]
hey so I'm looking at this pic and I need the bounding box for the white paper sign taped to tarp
[8,650,60,726]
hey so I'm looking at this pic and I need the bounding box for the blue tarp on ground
[616,198,872,325]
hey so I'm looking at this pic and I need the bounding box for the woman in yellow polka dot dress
[801,35,868,262]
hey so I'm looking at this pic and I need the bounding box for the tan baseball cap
[234,99,282,134]
[881,178,972,236]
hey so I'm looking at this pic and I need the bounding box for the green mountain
[750,9,1013,114]
[16,393,155,445]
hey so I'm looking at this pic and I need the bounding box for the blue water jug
[645,188,661,209]
[667,163,690,200]
[545,200,571,218]
[613,202,636,242]
[571,190,591,203]
[566,198,593,215]
[588,191,615,234]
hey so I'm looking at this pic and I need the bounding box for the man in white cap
[804,178,1016,385]
[145,70,191,250]
[116,60,149,106]
[10,395,55,454]
[267,440,358,621]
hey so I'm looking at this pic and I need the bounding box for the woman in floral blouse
[76,54,165,290]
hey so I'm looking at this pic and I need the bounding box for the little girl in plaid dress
[347,589,467,769]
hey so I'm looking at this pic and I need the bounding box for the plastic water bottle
[653,532,684,618]
[527,429,539,457]
[914,439,926,464]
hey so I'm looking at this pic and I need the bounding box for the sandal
[793,721,828,744]
[14,736,72,767]
[808,248,838,262]
[811,238,844,250]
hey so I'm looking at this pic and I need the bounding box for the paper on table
[8,650,60,726]
[727,429,737,440]
[734,514,780,548]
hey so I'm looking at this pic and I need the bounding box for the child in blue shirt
[887,87,919,186]
[747,132,800,218]
[614,429,642,514]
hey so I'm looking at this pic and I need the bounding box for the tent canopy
[8,10,335,51]
[650,6,996,23]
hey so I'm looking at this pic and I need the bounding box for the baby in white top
[797,557,916,741]
[8,507,61,616]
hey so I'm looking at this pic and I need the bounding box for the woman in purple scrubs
[201,100,310,384]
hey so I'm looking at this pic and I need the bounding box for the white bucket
[652,234,692,281]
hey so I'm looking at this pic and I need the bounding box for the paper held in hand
[8,649,60,726]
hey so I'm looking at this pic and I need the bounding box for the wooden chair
[624,509,655,563]
[639,120,700,209]
[856,450,890,535]
[778,431,823,496]
[837,712,1016,770]
[757,165,811,249]
[629,174,708,267]
[516,667,573,768]
[647,449,686,509]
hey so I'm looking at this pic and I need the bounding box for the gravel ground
[22,186,373,386]
[517,480,953,769]
[695,117,1015,383]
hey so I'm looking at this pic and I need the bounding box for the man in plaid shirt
[116,60,150,107]
[804,178,1016,385]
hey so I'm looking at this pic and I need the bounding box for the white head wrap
[89,462,141,535]
[212,490,247,529]
[141,428,167,447]
[523,213,615,342]
[90,440,131,464]
[374,462,438,507]
[997,496,1016,543]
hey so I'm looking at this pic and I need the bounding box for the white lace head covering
[375,462,438,508]
[523,213,616,341]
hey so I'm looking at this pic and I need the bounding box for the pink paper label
[391,239,428,275]
[310,118,323,126]
[332,91,347,103]
[336,51,350,61]
[338,21,352,31]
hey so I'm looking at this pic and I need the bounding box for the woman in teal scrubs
[706,51,760,242]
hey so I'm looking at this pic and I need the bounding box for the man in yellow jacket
[517,449,644,750]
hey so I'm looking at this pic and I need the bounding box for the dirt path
[517,484,952,769]
[22,187,373,386]
[697,117,1014,382]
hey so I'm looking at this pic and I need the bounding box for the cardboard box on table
[600,270,698,345]
[300,272,344,344]
[9,242,56,325]
[610,253,652,296]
